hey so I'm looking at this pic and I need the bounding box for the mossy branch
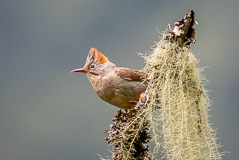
[102,10,222,160]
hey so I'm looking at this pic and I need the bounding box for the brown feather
[115,67,147,81]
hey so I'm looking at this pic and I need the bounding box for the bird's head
[71,48,116,75]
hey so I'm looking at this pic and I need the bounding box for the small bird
[71,48,147,110]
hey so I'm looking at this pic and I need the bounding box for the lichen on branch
[143,38,222,159]
[102,10,222,160]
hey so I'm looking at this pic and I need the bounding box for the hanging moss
[101,10,222,160]
[142,36,222,159]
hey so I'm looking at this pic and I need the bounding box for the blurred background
[1,0,238,159]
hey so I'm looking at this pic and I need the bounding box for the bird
[71,48,147,110]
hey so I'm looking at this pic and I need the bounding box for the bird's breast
[92,74,146,109]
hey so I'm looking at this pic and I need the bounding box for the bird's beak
[71,67,87,73]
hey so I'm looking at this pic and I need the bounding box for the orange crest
[92,48,109,64]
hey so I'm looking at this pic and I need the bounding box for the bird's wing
[115,67,147,81]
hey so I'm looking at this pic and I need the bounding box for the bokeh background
[1,0,239,159]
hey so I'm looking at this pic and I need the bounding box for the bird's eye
[89,64,96,69]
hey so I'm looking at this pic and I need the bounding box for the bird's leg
[139,92,146,103]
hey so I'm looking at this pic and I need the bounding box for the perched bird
[71,48,147,110]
